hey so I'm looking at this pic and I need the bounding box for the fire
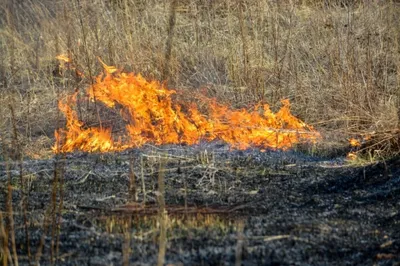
[349,138,361,147]
[53,59,321,153]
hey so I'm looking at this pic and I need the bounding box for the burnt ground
[0,145,399,265]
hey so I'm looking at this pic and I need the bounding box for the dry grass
[1,0,400,158]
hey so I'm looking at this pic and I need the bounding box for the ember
[54,57,321,153]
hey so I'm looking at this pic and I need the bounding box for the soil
[1,145,399,265]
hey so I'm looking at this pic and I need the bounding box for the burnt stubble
[0,146,399,265]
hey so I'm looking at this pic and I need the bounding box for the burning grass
[53,57,320,153]
[1,2,400,264]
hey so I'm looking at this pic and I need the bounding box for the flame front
[54,61,321,153]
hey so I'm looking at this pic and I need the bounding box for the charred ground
[0,146,399,265]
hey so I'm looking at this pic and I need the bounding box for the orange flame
[349,138,361,147]
[53,60,321,153]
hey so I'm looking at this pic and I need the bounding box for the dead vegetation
[1,0,400,159]
[1,2,400,265]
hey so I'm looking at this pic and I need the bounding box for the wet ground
[1,145,399,265]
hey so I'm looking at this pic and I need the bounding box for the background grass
[1,0,400,159]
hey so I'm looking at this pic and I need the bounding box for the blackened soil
[1,146,399,265]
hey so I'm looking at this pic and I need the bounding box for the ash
[0,144,399,265]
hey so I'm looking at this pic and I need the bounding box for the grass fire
[1,1,399,265]
[54,56,321,153]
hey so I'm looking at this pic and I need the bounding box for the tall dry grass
[0,0,400,157]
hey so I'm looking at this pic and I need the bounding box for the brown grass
[1,0,400,158]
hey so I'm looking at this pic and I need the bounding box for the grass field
[1,1,400,265]
[0,0,400,159]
